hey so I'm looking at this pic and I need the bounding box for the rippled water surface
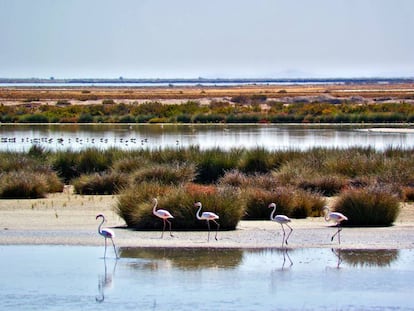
[1,124,413,151]
[0,246,413,310]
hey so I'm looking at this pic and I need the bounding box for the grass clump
[115,182,244,230]
[0,171,48,198]
[239,185,325,220]
[131,162,196,185]
[298,175,347,196]
[73,172,129,195]
[333,186,400,226]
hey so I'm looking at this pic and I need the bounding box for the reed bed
[1,145,412,226]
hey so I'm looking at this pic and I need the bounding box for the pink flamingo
[96,214,119,259]
[194,201,220,241]
[268,203,293,247]
[152,198,174,238]
[323,206,348,244]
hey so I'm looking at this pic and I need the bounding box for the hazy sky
[1,0,413,79]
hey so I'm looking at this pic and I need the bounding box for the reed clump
[332,186,400,226]
[131,162,196,185]
[0,171,49,198]
[73,171,129,195]
[115,182,244,230]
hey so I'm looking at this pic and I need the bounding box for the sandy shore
[1,190,414,249]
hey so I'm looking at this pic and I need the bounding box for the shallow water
[1,124,413,152]
[0,246,413,310]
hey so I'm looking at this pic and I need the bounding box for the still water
[0,246,413,310]
[0,124,413,152]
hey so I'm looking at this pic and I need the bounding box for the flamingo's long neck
[152,199,158,215]
[270,204,277,220]
[196,203,203,220]
[98,217,104,234]
[323,208,330,221]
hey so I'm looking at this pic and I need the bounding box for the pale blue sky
[1,0,413,79]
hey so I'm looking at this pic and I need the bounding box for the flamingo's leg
[285,223,293,245]
[212,220,220,241]
[206,220,211,242]
[161,219,166,238]
[110,237,119,259]
[166,219,173,237]
[280,224,286,247]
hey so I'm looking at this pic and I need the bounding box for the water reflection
[95,258,117,303]
[1,124,413,151]
[119,247,243,270]
[339,249,399,267]
[0,246,412,310]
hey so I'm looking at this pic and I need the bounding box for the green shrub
[194,148,239,183]
[73,172,129,195]
[193,113,225,123]
[225,114,261,123]
[51,150,80,183]
[333,187,400,226]
[77,113,94,123]
[19,114,49,123]
[78,148,112,174]
[239,147,274,174]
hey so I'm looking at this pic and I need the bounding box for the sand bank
[1,191,413,249]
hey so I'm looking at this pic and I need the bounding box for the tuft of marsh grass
[242,186,325,220]
[131,162,196,185]
[333,186,400,226]
[73,171,129,195]
[298,175,347,196]
[115,182,244,230]
[0,171,48,198]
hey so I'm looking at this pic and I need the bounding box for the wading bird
[323,206,348,244]
[152,198,174,238]
[194,201,220,241]
[268,203,293,247]
[96,214,119,259]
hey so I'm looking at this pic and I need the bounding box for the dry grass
[1,83,413,104]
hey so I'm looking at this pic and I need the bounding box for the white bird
[152,198,174,238]
[323,206,348,244]
[96,214,119,259]
[268,203,293,247]
[194,201,220,241]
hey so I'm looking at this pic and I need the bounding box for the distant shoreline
[1,77,413,87]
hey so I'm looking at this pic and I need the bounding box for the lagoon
[0,246,413,310]
[1,124,413,152]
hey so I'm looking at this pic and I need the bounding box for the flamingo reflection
[96,258,117,303]
[281,248,293,269]
[331,248,343,268]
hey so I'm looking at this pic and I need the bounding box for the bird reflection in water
[331,248,343,269]
[281,248,293,270]
[96,258,118,303]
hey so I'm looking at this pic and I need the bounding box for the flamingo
[268,203,293,247]
[323,206,348,244]
[96,214,119,259]
[152,198,174,238]
[194,201,220,241]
